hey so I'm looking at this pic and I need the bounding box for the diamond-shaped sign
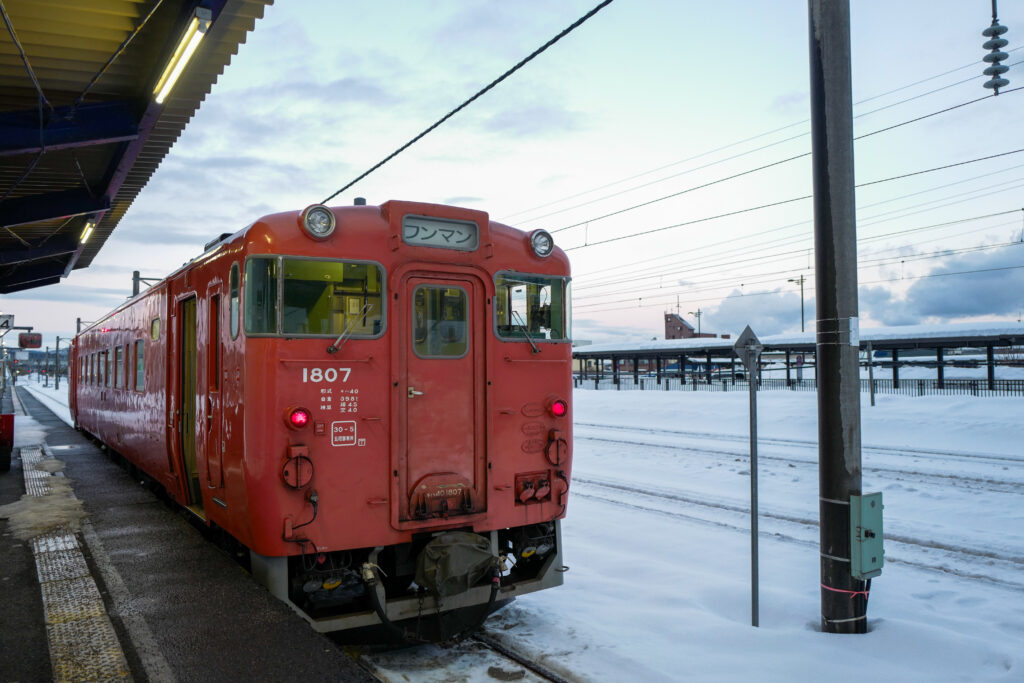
[733,325,762,371]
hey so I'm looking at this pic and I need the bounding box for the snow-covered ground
[14,376,1024,682]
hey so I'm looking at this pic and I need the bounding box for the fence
[573,375,1024,398]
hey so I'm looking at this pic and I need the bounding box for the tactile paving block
[35,546,92,584]
[47,617,131,682]
[31,530,80,555]
[40,576,108,625]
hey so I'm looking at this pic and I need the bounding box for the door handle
[408,387,424,398]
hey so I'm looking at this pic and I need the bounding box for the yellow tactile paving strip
[21,446,133,682]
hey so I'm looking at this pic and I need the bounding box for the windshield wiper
[327,303,373,354]
[511,311,541,354]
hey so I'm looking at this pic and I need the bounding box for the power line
[573,238,1024,306]
[506,49,1024,223]
[576,261,1024,316]
[574,237,1024,308]
[319,0,615,204]
[563,149,1024,252]
[551,86,1024,236]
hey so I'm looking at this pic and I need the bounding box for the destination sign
[401,215,478,252]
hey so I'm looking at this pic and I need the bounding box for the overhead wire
[577,262,1024,316]
[562,148,1024,252]
[506,49,1024,224]
[553,87,1024,238]
[574,237,1024,307]
[571,163,1024,285]
[319,0,616,204]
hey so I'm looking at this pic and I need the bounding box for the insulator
[984,50,1010,63]
[984,63,1010,76]
[982,23,1008,37]
[983,37,1009,50]
[984,77,1010,90]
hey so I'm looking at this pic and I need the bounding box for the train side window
[114,347,123,388]
[99,351,107,386]
[135,340,145,391]
[244,258,277,334]
[151,318,160,340]
[229,263,240,339]
[412,285,468,358]
[210,295,220,390]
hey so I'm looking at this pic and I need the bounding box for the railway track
[356,631,576,683]
[575,430,1024,495]
[576,421,1024,465]
[573,476,1024,592]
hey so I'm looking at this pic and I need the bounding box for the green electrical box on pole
[850,493,884,580]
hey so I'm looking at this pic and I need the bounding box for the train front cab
[240,203,573,633]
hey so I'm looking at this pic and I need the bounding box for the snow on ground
[13,376,1024,681]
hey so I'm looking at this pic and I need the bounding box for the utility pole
[688,309,702,335]
[788,275,807,332]
[55,337,61,391]
[44,346,50,387]
[807,0,868,634]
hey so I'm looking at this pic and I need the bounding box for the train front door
[398,274,486,522]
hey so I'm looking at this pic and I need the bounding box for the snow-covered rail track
[573,476,1024,592]
[576,422,1024,465]
[575,432,1024,495]
[356,632,578,683]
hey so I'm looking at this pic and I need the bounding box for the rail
[573,375,1024,398]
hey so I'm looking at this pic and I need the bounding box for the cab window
[495,272,571,342]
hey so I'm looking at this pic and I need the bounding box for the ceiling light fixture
[153,8,212,104]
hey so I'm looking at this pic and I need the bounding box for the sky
[3,0,1024,348]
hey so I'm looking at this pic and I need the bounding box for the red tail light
[549,399,568,418]
[288,408,310,428]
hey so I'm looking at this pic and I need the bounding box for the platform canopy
[0,0,272,294]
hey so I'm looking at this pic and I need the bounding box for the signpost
[734,325,763,627]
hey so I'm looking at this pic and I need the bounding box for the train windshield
[244,256,385,337]
[494,272,571,342]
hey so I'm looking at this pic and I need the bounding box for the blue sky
[3,0,1023,347]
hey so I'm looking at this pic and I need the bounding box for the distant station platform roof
[0,0,272,294]
[573,322,1024,358]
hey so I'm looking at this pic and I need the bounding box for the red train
[70,200,572,636]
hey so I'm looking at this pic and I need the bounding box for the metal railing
[573,375,1024,397]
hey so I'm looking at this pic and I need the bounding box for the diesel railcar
[70,200,572,636]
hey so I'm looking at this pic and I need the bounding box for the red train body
[70,200,572,633]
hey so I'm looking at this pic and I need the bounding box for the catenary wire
[551,86,1024,236]
[506,48,1024,222]
[319,0,615,204]
[563,149,1024,252]
[571,162,1024,283]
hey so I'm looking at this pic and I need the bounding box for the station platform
[0,384,376,682]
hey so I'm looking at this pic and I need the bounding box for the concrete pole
[55,337,61,391]
[808,0,866,634]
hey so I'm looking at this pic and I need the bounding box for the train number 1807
[301,367,352,383]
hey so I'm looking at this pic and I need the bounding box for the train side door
[178,296,203,514]
[398,274,487,522]
[202,284,224,491]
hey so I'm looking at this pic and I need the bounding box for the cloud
[704,289,814,336]
[573,317,660,345]
[863,246,1024,324]
[479,104,583,138]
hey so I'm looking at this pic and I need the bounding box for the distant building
[664,313,726,340]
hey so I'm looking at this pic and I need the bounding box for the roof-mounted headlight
[299,205,336,240]
[530,229,554,258]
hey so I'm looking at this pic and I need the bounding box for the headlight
[299,205,336,240]
[530,229,554,258]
